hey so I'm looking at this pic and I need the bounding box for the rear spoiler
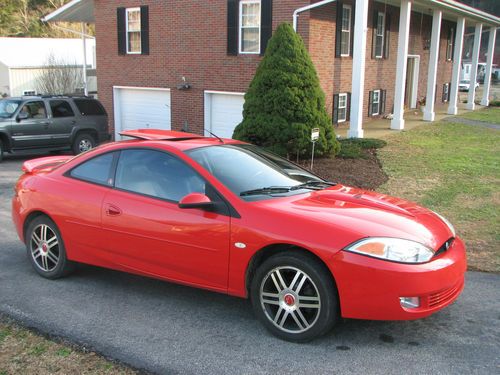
[22,155,73,174]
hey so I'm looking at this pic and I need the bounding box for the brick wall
[95,0,308,136]
[95,0,457,136]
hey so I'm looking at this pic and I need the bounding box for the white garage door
[113,87,171,139]
[205,92,245,139]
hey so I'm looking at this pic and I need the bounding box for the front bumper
[329,237,467,320]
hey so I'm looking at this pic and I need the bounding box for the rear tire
[26,216,75,279]
[72,133,96,154]
[0,140,3,162]
[250,252,339,342]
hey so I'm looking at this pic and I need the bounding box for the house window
[372,90,380,115]
[126,7,141,54]
[239,1,261,54]
[340,5,352,56]
[375,12,385,58]
[446,27,454,61]
[338,93,348,122]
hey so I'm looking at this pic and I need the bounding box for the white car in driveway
[458,80,479,92]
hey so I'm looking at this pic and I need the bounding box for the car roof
[117,129,245,151]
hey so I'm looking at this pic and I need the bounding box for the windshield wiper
[290,180,337,190]
[240,186,292,197]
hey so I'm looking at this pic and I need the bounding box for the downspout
[293,0,337,32]
[81,22,88,96]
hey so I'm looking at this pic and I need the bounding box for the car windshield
[0,100,21,118]
[187,144,333,200]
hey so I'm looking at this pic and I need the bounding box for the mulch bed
[300,150,388,191]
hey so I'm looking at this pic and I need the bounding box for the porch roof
[42,0,94,23]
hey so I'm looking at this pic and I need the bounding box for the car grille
[428,278,463,308]
[434,237,454,257]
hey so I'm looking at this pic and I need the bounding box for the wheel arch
[71,128,98,143]
[245,243,339,302]
[23,210,55,243]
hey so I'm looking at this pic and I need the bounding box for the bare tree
[36,53,84,95]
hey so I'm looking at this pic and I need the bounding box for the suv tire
[0,140,3,162]
[72,133,96,154]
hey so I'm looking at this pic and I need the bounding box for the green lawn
[378,121,499,272]
[459,107,500,123]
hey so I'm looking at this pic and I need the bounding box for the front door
[11,100,51,149]
[101,148,231,291]
[405,56,420,109]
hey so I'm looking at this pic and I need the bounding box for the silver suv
[0,95,110,161]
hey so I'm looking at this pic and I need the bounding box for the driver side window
[115,149,206,202]
[18,101,47,120]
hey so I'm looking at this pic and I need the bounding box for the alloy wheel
[30,224,60,272]
[260,266,321,334]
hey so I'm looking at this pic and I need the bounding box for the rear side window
[73,99,107,116]
[70,152,115,185]
[50,100,75,118]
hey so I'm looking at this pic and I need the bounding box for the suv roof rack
[119,129,209,141]
[19,94,93,99]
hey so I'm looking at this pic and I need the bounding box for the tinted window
[187,145,324,200]
[19,101,46,119]
[70,152,115,185]
[50,100,75,118]
[115,149,205,202]
[73,99,106,116]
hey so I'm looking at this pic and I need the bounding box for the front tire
[72,133,96,154]
[26,216,75,279]
[251,252,339,342]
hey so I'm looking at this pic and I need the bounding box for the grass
[459,107,500,123]
[0,319,137,375]
[378,121,499,272]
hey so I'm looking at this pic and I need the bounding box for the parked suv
[0,95,110,161]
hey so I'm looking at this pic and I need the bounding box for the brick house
[45,0,499,140]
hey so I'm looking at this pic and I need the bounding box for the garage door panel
[115,88,171,136]
[207,93,244,139]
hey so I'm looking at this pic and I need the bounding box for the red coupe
[12,129,466,342]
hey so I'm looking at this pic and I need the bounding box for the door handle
[105,204,122,216]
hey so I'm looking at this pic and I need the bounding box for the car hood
[257,185,453,251]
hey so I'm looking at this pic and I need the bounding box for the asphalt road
[1,154,499,375]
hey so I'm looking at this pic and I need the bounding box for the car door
[11,100,51,148]
[47,99,76,145]
[101,148,231,291]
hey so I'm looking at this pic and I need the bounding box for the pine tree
[233,23,340,158]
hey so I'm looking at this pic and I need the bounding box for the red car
[11,129,466,342]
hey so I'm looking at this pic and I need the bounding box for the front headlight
[433,211,456,237]
[344,237,434,263]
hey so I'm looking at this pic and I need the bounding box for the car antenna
[204,129,224,143]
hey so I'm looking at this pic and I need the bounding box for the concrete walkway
[442,116,500,129]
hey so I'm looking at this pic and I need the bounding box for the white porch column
[466,23,483,110]
[348,0,370,138]
[391,0,412,130]
[423,9,442,122]
[448,17,465,115]
[480,27,497,106]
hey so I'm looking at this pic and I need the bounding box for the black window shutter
[435,84,438,103]
[346,93,351,121]
[371,9,378,59]
[335,1,343,58]
[448,82,451,101]
[260,0,273,56]
[368,91,373,116]
[117,7,126,55]
[381,90,386,114]
[227,0,239,55]
[350,2,355,57]
[140,6,149,55]
[333,94,339,124]
[384,13,391,58]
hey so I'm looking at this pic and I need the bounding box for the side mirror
[178,193,214,210]
[17,112,29,122]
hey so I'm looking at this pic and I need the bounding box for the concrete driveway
[1,155,499,375]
